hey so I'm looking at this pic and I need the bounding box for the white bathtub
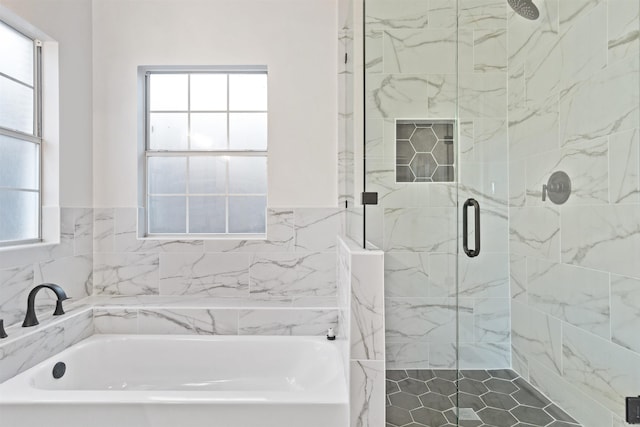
[0,335,348,427]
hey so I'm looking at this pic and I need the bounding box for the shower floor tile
[385,369,582,427]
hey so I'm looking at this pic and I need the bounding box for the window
[144,68,267,236]
[0,20,41,246]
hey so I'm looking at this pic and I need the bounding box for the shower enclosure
[359,0,640,426]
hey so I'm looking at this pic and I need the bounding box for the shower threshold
[385,369,581,427]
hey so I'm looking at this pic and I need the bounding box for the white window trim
[137,66,268,239]
[0,6,60,250]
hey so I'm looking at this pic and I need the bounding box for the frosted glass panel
[229,196,266,233]
[229,157,267,194]
[189,196,226,233]
[190,74,227,111]
[149,74,188,111]
[0,134,39,190]
[189,156,226,194]
[0,190,38,242]
[229,113,267,150]
[229,74,267,111]
[148,196,186,233]
[0,76,33,134]
[148,157,186,194]
[190,113,227,150]
[0,21,33,86]
[149,113,188,150]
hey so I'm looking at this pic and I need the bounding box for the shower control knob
[542,171,571,204]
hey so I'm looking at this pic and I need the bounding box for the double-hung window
[144,68,267,236]
[0,20,41,246]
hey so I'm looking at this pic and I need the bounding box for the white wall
[92,0,338,208]
[0,0,93,208]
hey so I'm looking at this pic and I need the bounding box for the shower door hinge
[361,192,378,205]
[344,53,348,64]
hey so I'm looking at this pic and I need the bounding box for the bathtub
[0,335,348,427]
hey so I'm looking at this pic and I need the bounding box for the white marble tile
[238,309,338,335]
[474,28,507,72]
[561,204,640,278]
[49,207,75,260]
[426,73,458,118]
[63,310,94,347]
[384,252,429,297]
[458,253,509,298]
[93,253,159,295]
[459,0,507,29]
[383,207,456,252]
[35,255,93,301]
[138,308,238,335]
[529,358,610,427]
[508,102,559,161]
[0,264,34,327]
[249,252,336,298]
[159,253,250,297]
[607,0,640,64]
[366,74,430,119]
[427,0,457,28]
[93,208,114,253]
[511,348,528,381]
[294,208,342,251]
[526,138,608,206]
[560,55,639,146]
[510,254,526,302]
[427,253,456,297]
[382,29,457,74]
[509,158,526,207]
[609,128,640,204]
[611,274,640,354]
[94,308,138,334]
[350,360,385,427]
[0,325,64,383]
[74,208,93,256]
[509,206,560,261]
[428,342,457,369]
[474,298,509,343]
[528,258,610,338]
[350,251,384,360]
[458,73,507,119]
[385,297,456,342]
[365,0,429,30]
[563,323,640,414]
[365,30,383,73]
[385,341,430,369]
[458,342,510,369]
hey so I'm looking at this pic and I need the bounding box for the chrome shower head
[508,0,540,20]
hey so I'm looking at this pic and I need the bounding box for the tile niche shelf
[396,120,455,183]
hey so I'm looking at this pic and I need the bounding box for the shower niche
[395,120,456,183]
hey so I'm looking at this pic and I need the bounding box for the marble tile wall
[338,236,385,427]
[364,0,511,369]
[93,207,342,305]
[507,0,640,426]
[0,208,94,329]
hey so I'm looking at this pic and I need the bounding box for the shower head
[508,0,540,20]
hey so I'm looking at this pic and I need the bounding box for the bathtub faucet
[22,283,69,327]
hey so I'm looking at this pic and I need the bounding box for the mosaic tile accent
[396,120,455,183]
[385,369,581,427]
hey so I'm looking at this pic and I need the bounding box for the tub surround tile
[35,254,93,301]
[238,309,339,336]
[0,326,64,383]
[94,253,159,295]
[93,208,115,253]
[351,360,385,427]
[0,265,34,328]
[159,253,250,297]
[94,309,138,334]
[64,310,94,347]
[138,309,238,335]
[294,208,342,252]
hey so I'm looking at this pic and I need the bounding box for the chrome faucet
[22,283,69,327]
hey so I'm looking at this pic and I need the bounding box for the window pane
[190,113,227,150]
[189,196,226,233]
[0,134,39,189]
[189,156,226,194]
[190,74,227,111]
[229,196,266,233]
[149,74,188,111]
[148,156,186,194]
[149,113,188,150]
[229,113,267,150]
[229,74,267,111]
[148,196,186,233]
[229,156,266,194]
[0,21,33,86]
[0,75,33,134]
[0,189,38,242]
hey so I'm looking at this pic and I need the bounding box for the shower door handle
[462,198,480,258]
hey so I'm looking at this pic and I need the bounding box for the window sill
[143,234,267,241]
